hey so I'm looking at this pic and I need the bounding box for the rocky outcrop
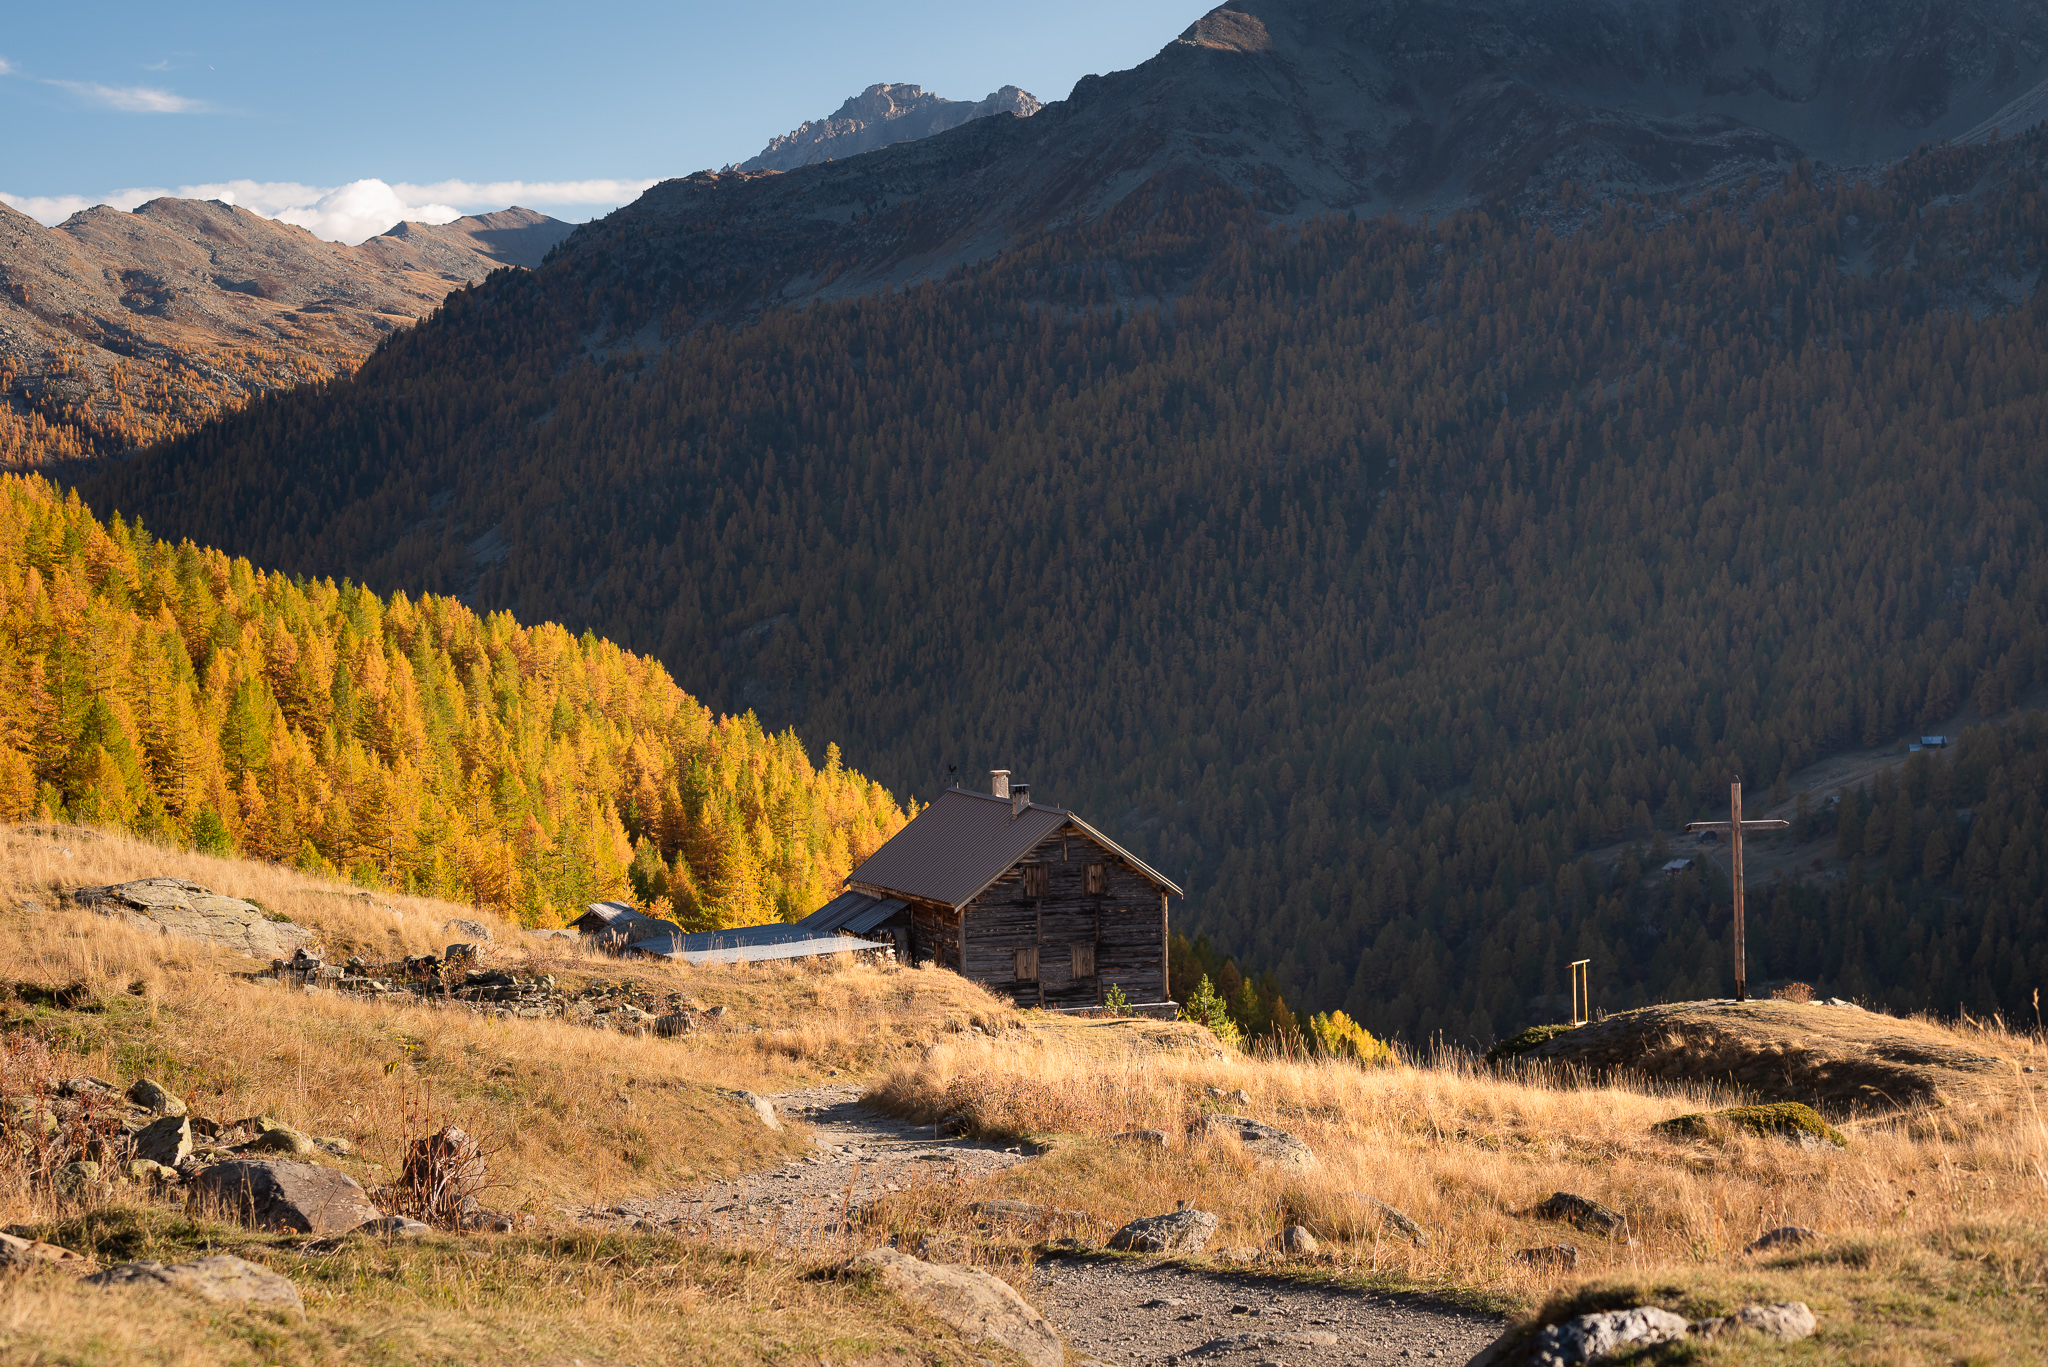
[740,83,1040,173]
[72,880,317,960]
[1471,1301,1817,1365]
[87,1254,304,1315]
[855,1247,1063,1367]
[190,1159,381,1235]
[1530,1192,1629,1242]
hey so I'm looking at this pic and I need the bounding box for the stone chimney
[1012,783,1030,818]
[990,769,1010,799]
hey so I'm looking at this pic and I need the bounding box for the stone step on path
[1034,1260,1504,1366]
[570,1084,1032,1247]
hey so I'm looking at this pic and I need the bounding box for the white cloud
[2,174,657,242]
[0,57,16,76]
[392,178,658,208]
[273,180,460,244]
[46,79,207,114]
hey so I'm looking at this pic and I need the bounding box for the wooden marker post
[1686,778,1790,1001]
[1569,959,1591,1026]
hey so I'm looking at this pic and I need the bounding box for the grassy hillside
[0,475,905,927]
[2,830,2043,1364]
[86,133,2048,1041]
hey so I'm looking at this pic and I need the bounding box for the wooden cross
[1685,778,1789,1002]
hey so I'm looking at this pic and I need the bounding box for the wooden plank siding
[914,822,1165,1008]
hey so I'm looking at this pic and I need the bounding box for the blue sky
[2,0,1212,240]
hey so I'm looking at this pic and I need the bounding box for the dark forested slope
[86,129,2048,1043]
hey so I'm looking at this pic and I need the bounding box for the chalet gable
[845,787,1181,910]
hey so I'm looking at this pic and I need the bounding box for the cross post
[1685,778,1790,1001]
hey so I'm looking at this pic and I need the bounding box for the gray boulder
[1107,1207,1218,1254]
[88,1254,303,1315]
[1531,1192,1629,1241]
[443,918,493,941]
[126,1079,186,1116]
[728,1090,783,1131]
[1510,1244,1579,1270]
[190,1160,381,1234]
[1194,1114,1315,1167]
[856,1247,1062,1367]
[1520,1306,1689,1364]
[1694,1301,1818,1342]
[132,1115,192,1167]
[1745,1225,1822,1254]
[1276,1224,1319,1255]
[1112,1128,1169,1146]
[236,1122,316,1157]
[71,880,316,960]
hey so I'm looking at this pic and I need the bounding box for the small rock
[1693,1301,1818,1342]
[1745,1225,1822,1254]
[653,1011,694,1037]
[124,1159,181,1184]
[443,918,493,942]
[88,1254,303,1315]
[125,1079,186,1116]
[1204,1086,1226,1099]
[312,1135,353,1156]
[237,1124,316,1157]
[133,1115,192,1167]
[1108,1207,1219,1254]
[1511,1243,1578,1270]
[728,1090,782,1131]
[191,1160,382,1235]
[0,1229,95,1273]
[855,1248,1061,1367]
[443,943,479,964]
[1113,1128,1169,1146]
[352,1215,432,1238]
[706,1004,729,1020]
[1531,1191,1628,1241]
[1229,1088,1251,1104]
[1276,1224,1319,1255]
[60,1076,117,1098]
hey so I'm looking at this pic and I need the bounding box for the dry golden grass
[869,1020,2048,1360]
[0,1208,992,1366]
[0,824,1016,1222]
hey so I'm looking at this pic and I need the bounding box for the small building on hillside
[841,771,1181,1010]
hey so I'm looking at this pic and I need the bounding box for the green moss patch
[1653,1101,1846,1147]
[1484,1024,1577,1064]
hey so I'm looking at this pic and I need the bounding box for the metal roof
[844,788,1182,908]
[797,890,909,935]
[625,924,885,966]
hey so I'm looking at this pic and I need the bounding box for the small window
[1022,863,1049,898]
[1015,947,1039,981]
[1085,862,1107,895]
[1071,943,1096,978]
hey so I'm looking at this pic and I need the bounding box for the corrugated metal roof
[844,788,1182,907]
[796,890,909,935]
[625,926,885,966]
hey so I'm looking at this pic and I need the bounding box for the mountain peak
[738,81,1041,173]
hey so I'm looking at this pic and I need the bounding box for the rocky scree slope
[0,199,569,465]
[739,83,1042,173]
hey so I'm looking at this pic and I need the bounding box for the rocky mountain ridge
[561,0,2048,333]
[0,199,570,465]
[738,83,1042,173]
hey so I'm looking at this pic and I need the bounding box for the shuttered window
[1015,947,1039,981]
[1085,862,1107,895]
[1021,863,1049,898]
[1071,943,1096,978]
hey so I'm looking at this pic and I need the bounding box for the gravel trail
[579,1084,1507,1363]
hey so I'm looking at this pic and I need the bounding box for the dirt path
[581,1085,1506,1364]
[1036,1259,1503,1365]
[577,1084,1031,1245]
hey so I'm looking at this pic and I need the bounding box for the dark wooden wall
[928,823,1166,1008]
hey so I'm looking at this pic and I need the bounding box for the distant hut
[837,770,1181,1011]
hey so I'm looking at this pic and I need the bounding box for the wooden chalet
[842,771,1181,1010]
